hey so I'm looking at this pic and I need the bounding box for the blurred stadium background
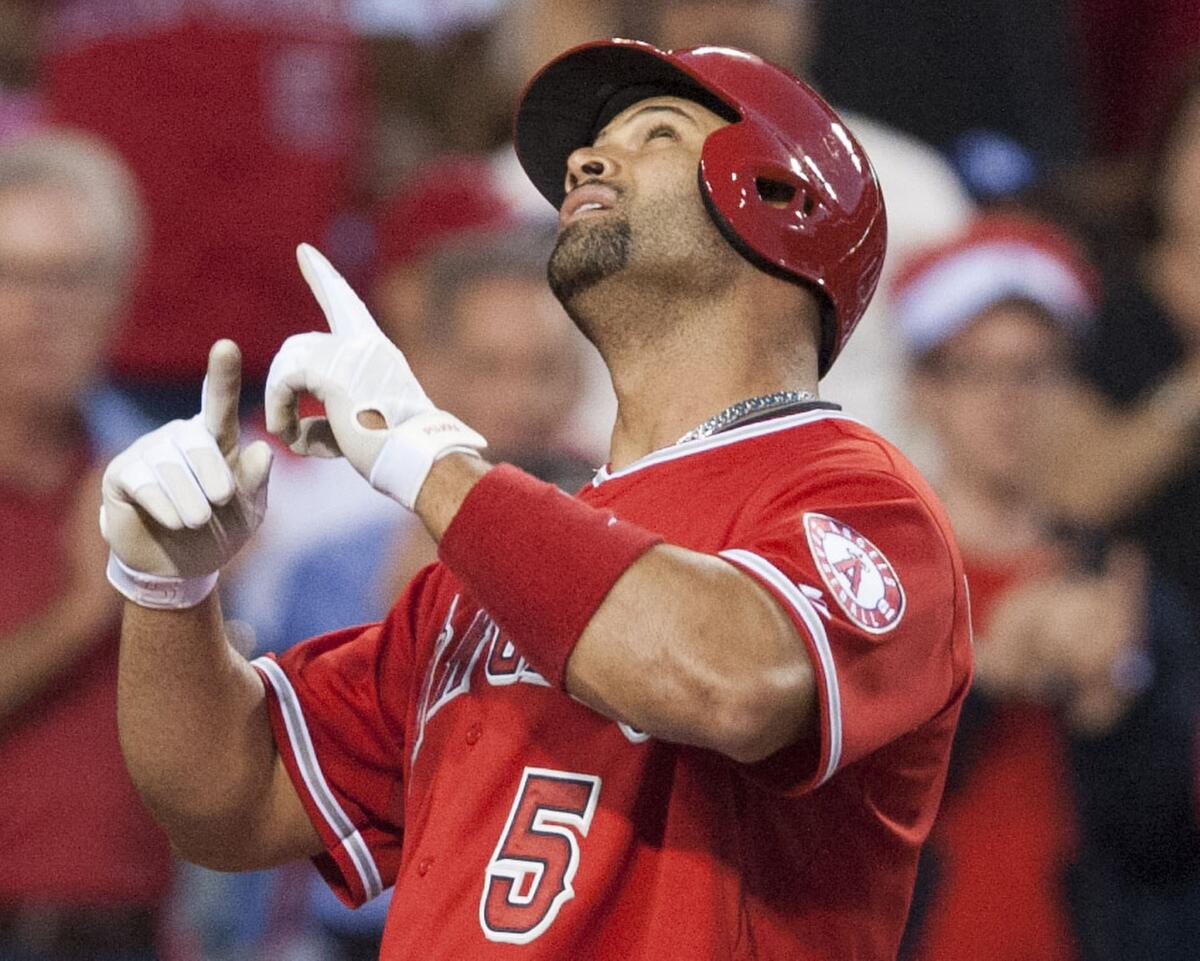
[1,1,1199,959]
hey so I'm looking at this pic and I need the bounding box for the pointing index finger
[296,242,380,339]
[202,339,242,454]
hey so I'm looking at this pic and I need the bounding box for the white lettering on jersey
[485,632,549,688]
[412,595,649,765]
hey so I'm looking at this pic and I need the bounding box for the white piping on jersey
[718,549,844,787]
[254,657,385,902]
[592,409,862,486]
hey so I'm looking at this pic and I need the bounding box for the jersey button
[418,857,434,876]
[465,723,482,745]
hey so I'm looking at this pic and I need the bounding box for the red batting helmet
[514,39,887,377]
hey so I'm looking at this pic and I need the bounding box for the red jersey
[256,409,973,959]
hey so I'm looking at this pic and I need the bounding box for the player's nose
[564,146,620,195]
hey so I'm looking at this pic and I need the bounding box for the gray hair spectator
[0,129,145,426]
[0,126,172,961]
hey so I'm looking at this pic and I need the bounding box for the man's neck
[570,264,821,468]
[604,328,817,468]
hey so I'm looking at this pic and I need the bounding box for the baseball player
[101,41,972,960]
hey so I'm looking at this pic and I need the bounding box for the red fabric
[912,554,1080,961]
[438,464,663,687]
[42,2,362,382]
[1073,0,1200,155]
[255,410,972,960]
[374,156,515,269]
[0,464,172,905]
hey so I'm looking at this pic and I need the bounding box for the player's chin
[553,214,629,260]
[548,220,630,305]
[555,213,608,245]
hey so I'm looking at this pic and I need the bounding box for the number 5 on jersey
[480,767,602,944]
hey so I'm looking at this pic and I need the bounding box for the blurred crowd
[0,1,1198,959]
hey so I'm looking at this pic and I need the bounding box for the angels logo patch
[803,512,905,633]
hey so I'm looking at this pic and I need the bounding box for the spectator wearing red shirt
[894,214,1200,961]
[40,0,362,419]
[0,128,172,961]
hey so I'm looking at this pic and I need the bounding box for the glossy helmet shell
[514,39,887,377]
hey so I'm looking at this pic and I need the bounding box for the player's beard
[547,215,632,318]
[548,182,736,352]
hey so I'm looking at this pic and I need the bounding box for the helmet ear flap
[698,163,841,372]
[699,122,829,257]
[697,112,884,376]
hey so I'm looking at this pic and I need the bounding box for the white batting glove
[99,340,273,609]
[265,243,486,509]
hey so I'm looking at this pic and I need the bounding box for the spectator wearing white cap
[892,213,1200,961]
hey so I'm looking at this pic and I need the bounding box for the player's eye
[645,124,679,143]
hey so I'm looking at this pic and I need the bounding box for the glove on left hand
[265,244,486,509]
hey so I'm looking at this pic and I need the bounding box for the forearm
[117,592,294,867]
[1042,363,1200,524]
[418,456,816,761]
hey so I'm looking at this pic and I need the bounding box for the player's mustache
[571,177,625,199]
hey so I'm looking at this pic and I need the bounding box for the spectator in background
[368,148,618,461]
[613,0,974,463]
[368,156,526,360]
[0,128,172,961]
[38,0,363,421]
[409,227,594,487]
[893,214,1200,961]
[1029,58,1200,619]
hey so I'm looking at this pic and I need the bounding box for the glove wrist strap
[369,409,487,510]
[106,553,219,610]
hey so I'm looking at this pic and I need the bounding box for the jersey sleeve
[719,467,969,795]
[252,567,433,907]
